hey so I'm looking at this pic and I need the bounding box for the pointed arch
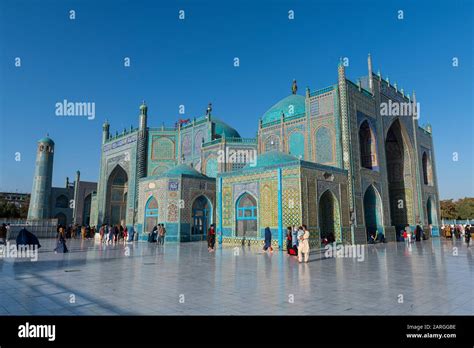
[422,151,433,186]
[318,189,341,242]
[144,196,158,233]
[363,185,384,240]
[105,165,128,226]
[55,194,69,208]
[384,118,415,233]
[191,195,212,236]
[235,192,258,238]
[359,120,378,169]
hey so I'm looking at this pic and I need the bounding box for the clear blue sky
[0,0,472,199]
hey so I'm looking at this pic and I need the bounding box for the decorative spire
[206,102,212,116]
[291,79,298,95]
[306,87,310,97]
[368,53,374,92]
[139,100,147,116]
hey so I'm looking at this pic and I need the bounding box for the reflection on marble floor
[0,238,472,315]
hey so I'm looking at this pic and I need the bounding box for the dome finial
[206,102,212,116]
[292,79,297,95]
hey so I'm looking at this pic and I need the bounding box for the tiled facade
[35,54,439,246]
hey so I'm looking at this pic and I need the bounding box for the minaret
[72,170,80,224]
[102,119,110,144]
[338,59,356,241]
[136,101,148,180]
[368,53,374,93]
[27,135,55,220]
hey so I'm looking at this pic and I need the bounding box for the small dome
[243,150,301,170]
[160,164,207,178]
[212,117,240,138]
[38,136,54,145]
[262,94,306,125]
[139,101,148,114]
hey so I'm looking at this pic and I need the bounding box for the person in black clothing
[465,225,471,247]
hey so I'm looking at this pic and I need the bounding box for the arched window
[144,197,158,233]
[264,135,280,152]
[359,120,378,169]
[55,213,67,226]
[315,127,334,164]
[288,132,305,159]
[55,195,69,208]
[192,196,211,235]
[236,193,258,238]
[194,131,204,155]
[422,152,433,185]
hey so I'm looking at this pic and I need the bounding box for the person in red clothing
[207,224,216,252]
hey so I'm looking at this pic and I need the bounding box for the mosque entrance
[318,190,341,243]
[55,212,67,227]
[235,192,258,240]
[427,197,436,226]
[363,185,383,241]
[144,196,158,233]
[384,119,414,236]
[192,195,211,237]
[106,166,128,226]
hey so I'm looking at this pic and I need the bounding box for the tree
[455,198,474,219]
[440,199,457,219]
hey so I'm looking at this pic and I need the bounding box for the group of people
[442,224,472,246]
[284,225,310,263]
[58,224,96,240]
[402,224,425,244]
[148,224,166,245]
[99,224,129,244]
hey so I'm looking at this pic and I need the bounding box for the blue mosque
[28,55,440,248]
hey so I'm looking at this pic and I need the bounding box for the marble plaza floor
[0,237,472,315]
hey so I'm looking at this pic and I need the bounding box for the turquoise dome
[243,150,301,170]
[212,117,240,138]
[262,94,306,125]
[38,136,54,145]
[161,164,206,178]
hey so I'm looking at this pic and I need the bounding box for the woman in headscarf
[286,227,293,255]
[297,225,310,263]
[263,227,273,252]
[54,226,69,253]
[207,224,216,252]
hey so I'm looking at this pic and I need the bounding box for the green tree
[455,198,474,219]
[440,199,457,219]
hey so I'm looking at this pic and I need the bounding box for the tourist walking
[113,225,119,243]
[263,227,273,252]
[292,225,299,248]
[54,227,69,253]
[123,225,128,242]
[99,224,105,243]
[405,225,412,243]
[286,227,293,255]
[465,225,471,247]
[298,225,310,263]
[207,224,216,252]
[107,224,114,244]
[149,225,158,243]
[156,224,163,245]
[160,224,166,245]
